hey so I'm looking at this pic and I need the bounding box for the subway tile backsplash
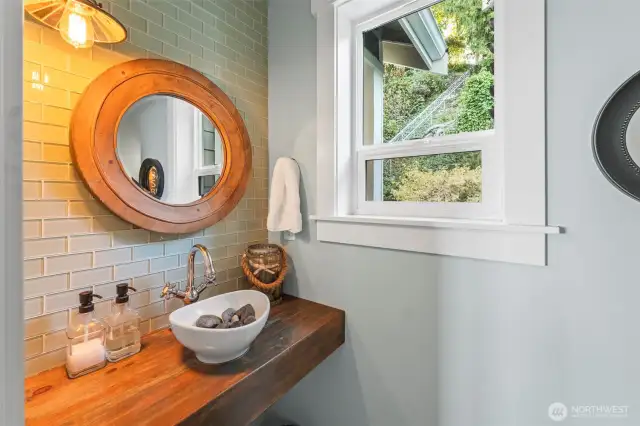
[23,0,268,376]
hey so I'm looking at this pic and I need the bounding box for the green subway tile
[163,14,191,38]
[148,22,178,47]
[130,1,163,25]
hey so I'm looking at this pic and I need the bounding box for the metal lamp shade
[25,0,127,48]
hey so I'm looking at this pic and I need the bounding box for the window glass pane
[365,151,481,202]
[198,174,220,197]
[202,130,217,167]
[214,132,223,166]
[202,114,215,132]
[203,150,215,166]
[362,0,495,143]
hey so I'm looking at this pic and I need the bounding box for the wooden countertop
[25,296,345,426]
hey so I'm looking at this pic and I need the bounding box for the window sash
[356,131,501,219]
[353,1,499,219]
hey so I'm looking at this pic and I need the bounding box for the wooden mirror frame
[70,59,252,234]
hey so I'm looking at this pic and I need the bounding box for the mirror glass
[627,111,640,166]
[116,95,224,205]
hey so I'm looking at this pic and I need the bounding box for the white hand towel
[267,157,302,234]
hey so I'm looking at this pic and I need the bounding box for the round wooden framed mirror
[70,59,252,233]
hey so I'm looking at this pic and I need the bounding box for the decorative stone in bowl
[169,290,270,364]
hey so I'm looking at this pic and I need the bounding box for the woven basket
[241,244,287,305]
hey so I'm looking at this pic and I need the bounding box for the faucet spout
[161,244,216,304]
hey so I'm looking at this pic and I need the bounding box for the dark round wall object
[138,158,164,199]
[593,69,640,201]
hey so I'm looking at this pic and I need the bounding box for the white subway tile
[69,233,111,252]
[164,238,193,255]
[24,237,66,258]
[132,273,165,291]
[23,101,42,122]
[42,106,71,127]
[114,260,149,280]
[43,218,92,237]
[165,266,187,283]
[203,221,226,235]
[94,247,132,267]
[43,330,67,352]
[42,143,71,163]
[25,336,43,359]
[150,255,179,273]
[193,233,237,248]
[111,4,147,31]
[112,229,150,247]
[139,320,150,336]
[129,289,151,309]
[23,122,68,145]
[24,141,41,161]
[179,246,226,265]
[44,287,90,313]
[24,181,42,200]
[138,301,165,321]
[24,274,68,298]
[46,253,92,275]
[23,161,68,180]
[164,297,183,314]
[25,311,68,339]
[24,258,43,279]
[69,201,110,217]
[43,182,91,200]
[150,314,170,331]
[24,298,44,319]
[24,201,67,219]
[228,266,243,280]
[94,280,126,298]
[70,267,113,288]
[25,348,66,377]
[23,220,42,239]
[133,243,164,260]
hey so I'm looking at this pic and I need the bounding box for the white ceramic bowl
[169,290,270,364]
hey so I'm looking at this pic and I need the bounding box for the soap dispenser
[66,291,107,378]
[105,283,141,362]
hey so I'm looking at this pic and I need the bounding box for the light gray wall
[0,0,24,423]
[268,0,640,425]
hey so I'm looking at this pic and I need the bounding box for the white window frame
[354,3,500,220]
[194,112,223,179]
[311,0,561,265]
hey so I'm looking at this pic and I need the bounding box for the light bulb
[59,1,95,49]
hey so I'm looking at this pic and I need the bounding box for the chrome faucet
[161,244,216,304]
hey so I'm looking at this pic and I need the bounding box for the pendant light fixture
[24,0,127,49]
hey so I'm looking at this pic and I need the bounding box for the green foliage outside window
[380,0,494,203]
[391,166,482,203]
[455,70,494,133]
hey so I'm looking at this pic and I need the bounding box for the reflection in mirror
[117,95,224,205]
[627,110,640,166]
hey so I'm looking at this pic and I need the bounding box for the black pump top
[78,291,102,314]
[115,283,137,304]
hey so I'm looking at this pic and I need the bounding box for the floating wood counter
[25,296,345,426]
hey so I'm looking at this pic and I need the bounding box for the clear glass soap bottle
[105,283,141,362]
[66,291,107,378]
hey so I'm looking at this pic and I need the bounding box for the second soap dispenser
[105,283,141,362]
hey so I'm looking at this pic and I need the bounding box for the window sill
[310,215,562,266]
